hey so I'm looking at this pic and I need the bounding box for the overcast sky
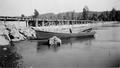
[0,0,120,16]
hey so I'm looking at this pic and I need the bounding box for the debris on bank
[49,36,62,47]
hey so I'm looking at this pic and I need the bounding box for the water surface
[1,23,120,68]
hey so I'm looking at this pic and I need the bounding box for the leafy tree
[77,12,82,20]
[98,11,110,21]
[33,9,39,18]
[91,13,98,21]
[98,13,104,21]
[82,6,89,20]
[109,8,116,21]
[116,11,120,21]
[21,14,25,18]
[105,11,110,21]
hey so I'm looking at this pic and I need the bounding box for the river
[0,23,120,68]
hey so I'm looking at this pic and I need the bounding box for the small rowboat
[28,20,96,39]
[34,28,96,39]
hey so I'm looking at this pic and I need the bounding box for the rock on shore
[0,23,36,42]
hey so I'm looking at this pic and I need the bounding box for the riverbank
[0,22,36,43]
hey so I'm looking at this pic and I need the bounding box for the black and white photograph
[0,0,120,68]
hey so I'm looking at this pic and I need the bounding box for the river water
[0,23,120,68]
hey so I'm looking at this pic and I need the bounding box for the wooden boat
[28,20,96,39]
[35,28,95,39]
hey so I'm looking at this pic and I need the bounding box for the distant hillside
[36,11,102,20]
[38,13,56,19]
[30,8,120,21]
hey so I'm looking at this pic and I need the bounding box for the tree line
[88,8,120,21]
[22,6,120,21]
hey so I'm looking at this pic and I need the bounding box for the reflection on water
[37,41,61,53]
[36,37,95,54]
[1,23,120,68]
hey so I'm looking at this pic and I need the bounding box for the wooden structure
[0,16,96,39]
[0,16,96,27]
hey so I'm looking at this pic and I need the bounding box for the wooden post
[4,19,6,26]
[67,20,69,25]
[26,20,29,27]
[36,19,38,27]
[42,20,44,26]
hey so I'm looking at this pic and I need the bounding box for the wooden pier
[0,16,96,27]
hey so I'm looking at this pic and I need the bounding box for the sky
[0,0,120,16]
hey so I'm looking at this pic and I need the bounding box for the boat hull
[35,30,96,40]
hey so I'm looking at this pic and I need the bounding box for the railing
[0,16,93,22]
[0,16,95,27]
